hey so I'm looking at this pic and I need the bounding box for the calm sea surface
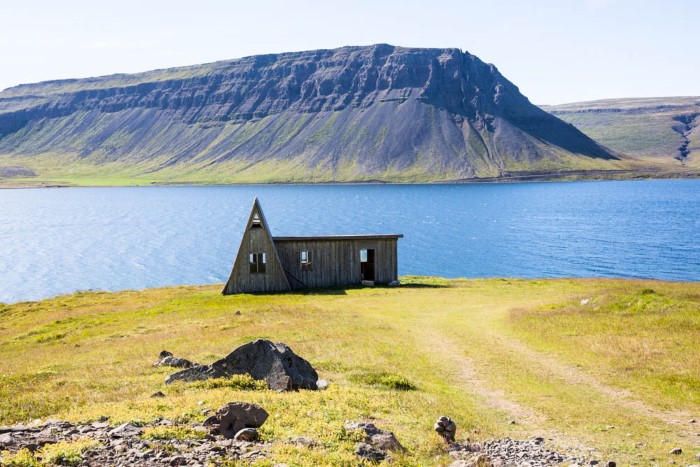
[1,180,699,303]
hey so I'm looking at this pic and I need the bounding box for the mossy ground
[1,278,698,465]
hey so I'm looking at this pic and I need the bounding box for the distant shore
[2,167,699,189]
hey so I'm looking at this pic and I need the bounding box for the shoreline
[2,168,699,189]
[3,276,698,306]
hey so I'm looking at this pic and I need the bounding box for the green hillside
[543,97,700,167]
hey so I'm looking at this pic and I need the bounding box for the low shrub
[349,370,417,391]
[190,374,267,391]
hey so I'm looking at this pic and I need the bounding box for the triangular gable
[222,198,292,294]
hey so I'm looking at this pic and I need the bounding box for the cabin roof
[272,234,404,242]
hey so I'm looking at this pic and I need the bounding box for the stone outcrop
[0,44,620,183]
[166,339,318,391]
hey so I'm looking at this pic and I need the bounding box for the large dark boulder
[165,339,318,391]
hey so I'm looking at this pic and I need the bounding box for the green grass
[0,278,698,465]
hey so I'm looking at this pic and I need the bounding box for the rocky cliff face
[0,44,621,182]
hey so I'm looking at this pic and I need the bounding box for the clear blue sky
[2,0,698,105]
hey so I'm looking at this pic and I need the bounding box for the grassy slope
[1,278,699,465]
[0,103,642,188]
[543,97,700,166]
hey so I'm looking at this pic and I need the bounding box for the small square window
[300,250,313,271]
[249,252,267,274]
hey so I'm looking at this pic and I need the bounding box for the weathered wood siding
[222,201,291,294]
[274,238,399,290]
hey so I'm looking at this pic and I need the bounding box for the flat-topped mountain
[0,44,626,185]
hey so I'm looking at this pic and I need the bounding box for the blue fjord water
[1,179,699,303]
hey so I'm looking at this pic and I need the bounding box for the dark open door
[360,248,375,281]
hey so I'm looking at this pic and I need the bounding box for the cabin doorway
[360,248,375,281]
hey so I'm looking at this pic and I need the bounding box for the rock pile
[435,416,457,444]
[448,437,592,466]
[166,339,318,391]
[0,418,269,466]
[346,421,404,462]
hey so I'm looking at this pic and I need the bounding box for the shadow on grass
[398,282,450,289]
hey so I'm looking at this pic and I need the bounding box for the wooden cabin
[222,198,403,294]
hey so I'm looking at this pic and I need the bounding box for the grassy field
[1,278,698,465]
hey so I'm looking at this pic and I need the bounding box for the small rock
[435,416,457,444]
[316,379,330,390]
[581,298,590,305]
[109,423,143,438]
[0,433,15,446]
[371,432,403,451]
[669,447,682,455]
[508,420,516,425]
[151,391,166,398]
[216,402,269,438]
[346,421,404,451]
[690,419,696,423]
[355,442,387,462]
[606,462,617,467]
[289,436,318,448]
[235,311,242,316]
[234,428,258,442]
[155,350,195,368]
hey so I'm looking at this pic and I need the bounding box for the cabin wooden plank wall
[222,202,291,294]
[274,238,399,289]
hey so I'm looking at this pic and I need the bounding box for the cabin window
[250,212,262,229]
[360,249,368,262]
[300,250,313,271]
[249,252,266,274]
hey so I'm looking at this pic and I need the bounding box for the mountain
[0,44,630,185]
[542,97,700,168]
